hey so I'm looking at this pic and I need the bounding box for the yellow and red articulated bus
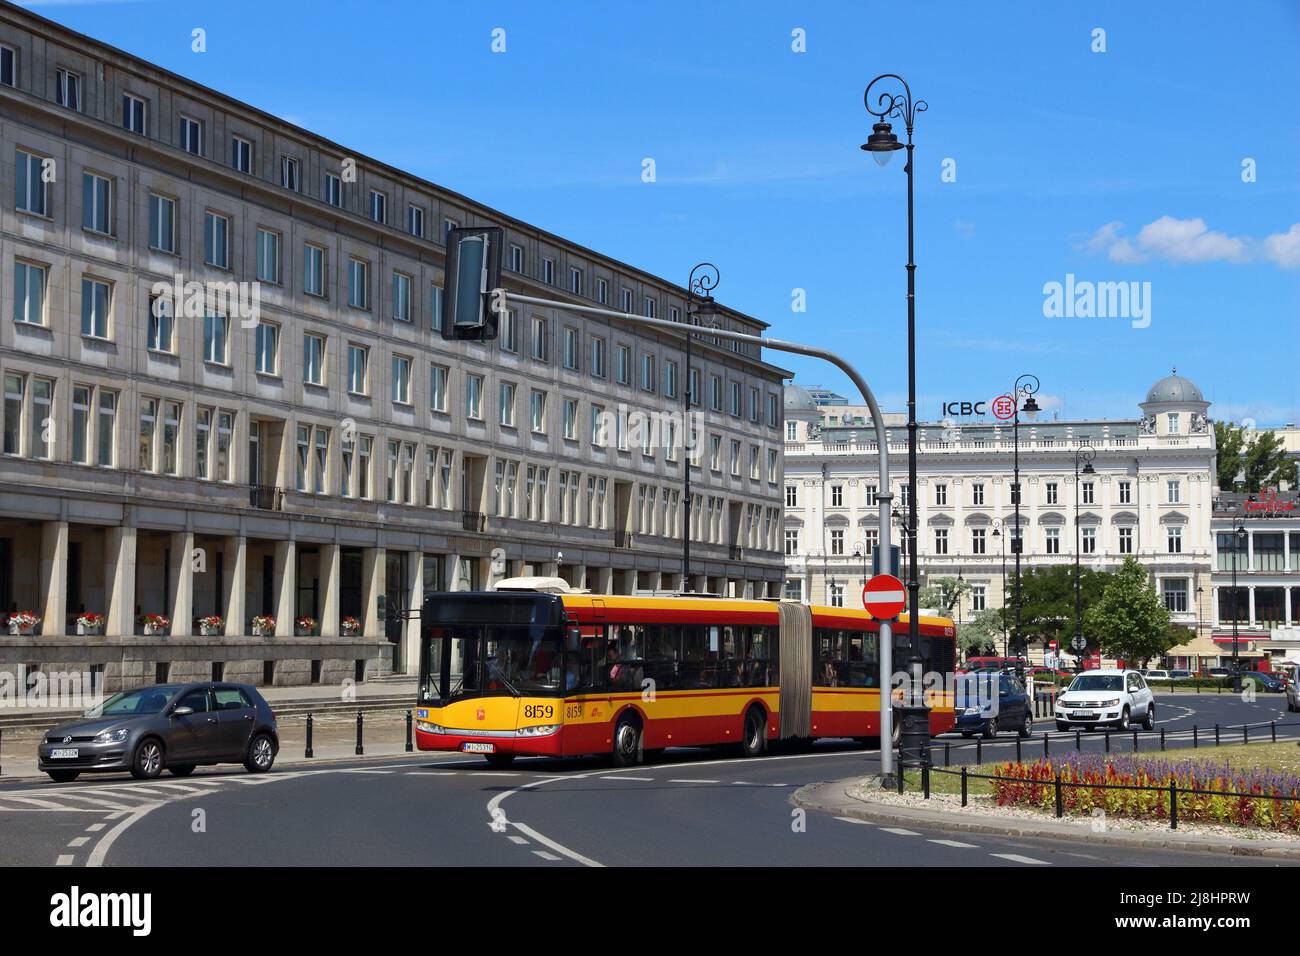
[414,584,956,768]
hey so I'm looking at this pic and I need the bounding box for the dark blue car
[954,672,1033,739]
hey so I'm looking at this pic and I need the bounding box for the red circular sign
[862,574,906,619]
[992,394,1016,420]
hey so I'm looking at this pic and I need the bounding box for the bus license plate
[51,748,79,759]
[462,742,495,753]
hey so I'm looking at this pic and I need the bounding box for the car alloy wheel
[250,735,274,771]
[132,740,163,779]
[1117,706,1130,732]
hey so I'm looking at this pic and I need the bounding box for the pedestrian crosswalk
[0,770,308,814]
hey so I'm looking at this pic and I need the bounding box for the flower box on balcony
[250,616,275,637]
[196,615,224,637]
[8,612,40,636]
[139,614,170,637]
[294,617,317,637]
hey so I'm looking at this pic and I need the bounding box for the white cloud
[1081,216,1298,269]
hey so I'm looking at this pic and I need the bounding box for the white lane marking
[878,827,920,836]
[835,816,871,825]
[532,850,562,861]
[929,839,978,848]
[341,769,394,775]
[991,853,1050,865]
[45,794,137,811]
[668,778,719,784]
[67,837,89,847]
[1,795,72,810]
[55,855,74,866]
[86,823,106,832]
[119,787,166,796]
[507,835,529,845]
[472,772,520,777]
[730,781,788,787]
[87,802,163,867]
[599,775,654,781]
[510,822,601,867]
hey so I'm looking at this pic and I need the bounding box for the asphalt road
[1,690,1294,868]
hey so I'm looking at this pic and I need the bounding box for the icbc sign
[992,394,1017,420]
[941,401,987,417]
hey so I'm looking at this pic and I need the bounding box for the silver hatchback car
[37,682,279,783]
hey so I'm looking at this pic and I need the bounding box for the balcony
[248,485,284,511]
[730,546,744,561]
[461,511,486,533]
[615,532,634,549]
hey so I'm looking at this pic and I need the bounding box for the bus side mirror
[565,627,581,651]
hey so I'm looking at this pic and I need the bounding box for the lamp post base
[898,704,931,768]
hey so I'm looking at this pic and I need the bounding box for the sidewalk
[793,776,1300,860]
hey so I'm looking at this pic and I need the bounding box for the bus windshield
[420,624,563,704]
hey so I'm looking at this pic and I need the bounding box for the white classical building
[782,372,1218,655]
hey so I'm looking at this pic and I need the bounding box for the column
[274,539,296,637]
[40,521,69,637]
[575,565,588,591]
[319,543,340,638]
[105,526,137,636]
[446,553,463,590]
[169,531,194,636]
[403,552,423,674]
[223,535,246,636]
[362,547,385,637]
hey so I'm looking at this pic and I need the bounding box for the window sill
[15,209,54,223]
[81,334,113,345]
[254,371,282,381]
[14,319,49,330]
[347,390,370,400]
[145,348,177,359]
[82,227,116,241]
[203,360,232,371]
[303,381,327,390]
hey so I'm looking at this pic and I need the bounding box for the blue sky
[27,0,1300,424]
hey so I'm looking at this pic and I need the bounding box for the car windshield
[83,687,173,717]
[1067,675,1123,692]
[421,624,562,703]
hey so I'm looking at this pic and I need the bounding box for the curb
[792,777,1300,860]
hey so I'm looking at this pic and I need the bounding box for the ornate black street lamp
[1073,441,1096,667]
[1011,373,1041,682]
[682,263,719,592]
[862,73,929,767]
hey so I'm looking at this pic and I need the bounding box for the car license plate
[462,742,495,753]
[1072,712,1097,720]
[50,748,79,759]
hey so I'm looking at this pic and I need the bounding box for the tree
[920,576,971,615]
[1084,557,1174,667]
[1215,421,1298,491]
[1015,565,1111,655]
[958,608,1004,659]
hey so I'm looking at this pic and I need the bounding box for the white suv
[1055,669,1155,732]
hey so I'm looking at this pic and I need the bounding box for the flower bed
[989,755,1300,830]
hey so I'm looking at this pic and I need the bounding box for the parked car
[1287,679,1300,713]
[963,656,1029,673]
[1142,669,1171,683]
[955,672,1033,739]
[1205,667,1231,678]
[1054,669,1155,732]
[1241,672,1287,693]
[37,682,279,783]
[1170,669,1193,680]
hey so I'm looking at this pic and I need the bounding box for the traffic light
[440,226,503,341]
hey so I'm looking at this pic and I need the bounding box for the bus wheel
[484,753,516,769]
[741,707,767,757]
[611,714,642,767]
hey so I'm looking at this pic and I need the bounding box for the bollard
[897,767,904,795]
[355,710,364,756]
[1160,727,1166,752]
[1170,781,1178,830]
[961,766,968,807]
[1104,730,1110,753]
[976,738,982,765]
[1215,723,1220,746]
[1054,773,1063,818]
[1132,729,1139,753]
[922,761,930,799]
[305,713,314,758]
[944,741,950,767]
[1243,724,1249,745]
[1272,721,1277,744]
[1015,735,1022,763]
[405,710,413,753]
[1043,731,1049,759]
[1076,730,1081,752]
[1193,725,1198,749]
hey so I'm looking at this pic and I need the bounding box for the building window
[569,267,583,296]
[430,364,448,413]
[72,386,92,464]
[297,426,311,492]
[1118,480,1132,504]
[97,391,117,467]
[407,204,424,237]
[256,229,280,283]
[1,45,17,87]
[972,527,987,555]
[304,243,325,297]
[348,259,369,309]
[1167,479,1180,504]
[530,316,548,361]
[935,528,949,555]
[56,68,81,110]
[542,258,555,285]
[80,278,111,339]
[786,421,798,441]
[1045,527,1061,554]
[203,313,229,365]
[231,135,253,173]
[785,485,798,508]
[1082,481,1095,505]
[179,116,203,155]
[13,261,46,326]
[498,382,516,427]
[1081,526,1097,554]
[392,355,412,405]
[590,337,606,378]
[254,323,279,375]
[203,212,229,268]
[1162,578,1189,613]
[616,345,631,385]
[431,285,443,331]
[509,243,523,273]
[830,485,844,507]
[369,189,387,223]
[1167,526,1183,554]
[620,288,632,313]
[1168,413,1180,435]
[117,92,147,135]
[1118,526,1134,554]
[15,149,48,216]
[324,172,342,207]
[466,375,483,420]
[529,390,547,433]
[29,378,53,460]
[729,440,741,476]
[769,393,780,428]
[443,218,459,243]
[357,436,372,499]
[971,585,987,613]
[935,483,948,506]
[281,156,301,192]
[595,277,608,304]
[138,397,160,471]
[1,374,23,455]
[830,529,845,556]
[160,400,180,475]
[644,296,656,318]
[346,345,368,395]
[563,398,578,440]
[972,482,985,506]
[149,194,176,253]
[641,354,656,392]
[195,406,211,479]
[303,333,325,386]
[1045,482,1059,506]
[393,272,412,322]
[730,381,743,417]
[767,448,778,483]
[82,172,112,234]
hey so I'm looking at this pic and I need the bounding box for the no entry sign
[862,574,906,619]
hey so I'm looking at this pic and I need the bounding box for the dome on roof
[1145,369,1204,404]
[784,384,817,410]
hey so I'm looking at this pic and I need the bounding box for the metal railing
[461,510,486,533]
[249,484,284,510]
